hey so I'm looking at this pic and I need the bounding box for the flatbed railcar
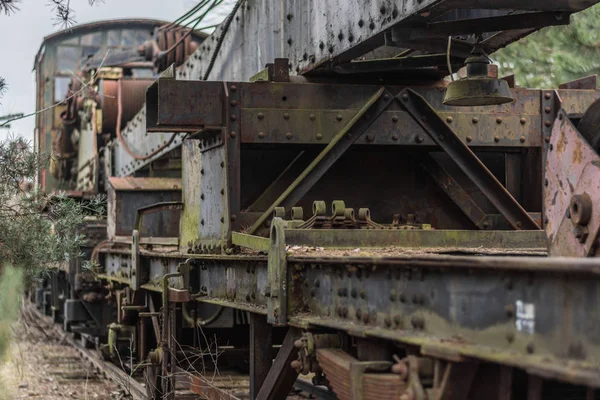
[32,2,600,399]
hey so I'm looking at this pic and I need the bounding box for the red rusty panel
[544,111,600,256]
[316,348,406,400]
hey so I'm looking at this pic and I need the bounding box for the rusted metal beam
[250,313,273,399]
[426,11,570,36]
[255,328,301,400]
[284,229,546,249]
[232,232,270,252]
[146,79,224,132]
[331,54,464,74]
[399,88,539,230]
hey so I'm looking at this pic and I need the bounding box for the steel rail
[29,305,147,400]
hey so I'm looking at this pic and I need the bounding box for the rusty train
[32,1,600,399]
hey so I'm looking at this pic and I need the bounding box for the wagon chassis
[31,0,600,398]
[90,76,600,399]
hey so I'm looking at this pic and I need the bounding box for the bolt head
[520,117,527,125]
[286,132,293,139]
[258,132,265,139]
[362,313,370,324]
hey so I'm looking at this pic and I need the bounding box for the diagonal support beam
[399,89,539,230]
[422,155,492,230]
[247,87,392,234]
[256,327,301,400]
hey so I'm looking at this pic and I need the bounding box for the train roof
[33,18,207,70]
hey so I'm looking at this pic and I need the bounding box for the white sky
[0,0,235,143]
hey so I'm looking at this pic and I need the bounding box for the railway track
[24,304,147,400]
[23,304,333,399]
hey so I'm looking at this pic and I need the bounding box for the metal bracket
[232,232,270,252]
[131,229,141,290]
[176,259,192,289]
[197,129,225,153]
[267,217,288,326]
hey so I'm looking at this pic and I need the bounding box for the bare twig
[0,0,20,15]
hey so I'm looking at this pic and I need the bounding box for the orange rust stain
[573,140,584,165]
[557,124,567,153]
